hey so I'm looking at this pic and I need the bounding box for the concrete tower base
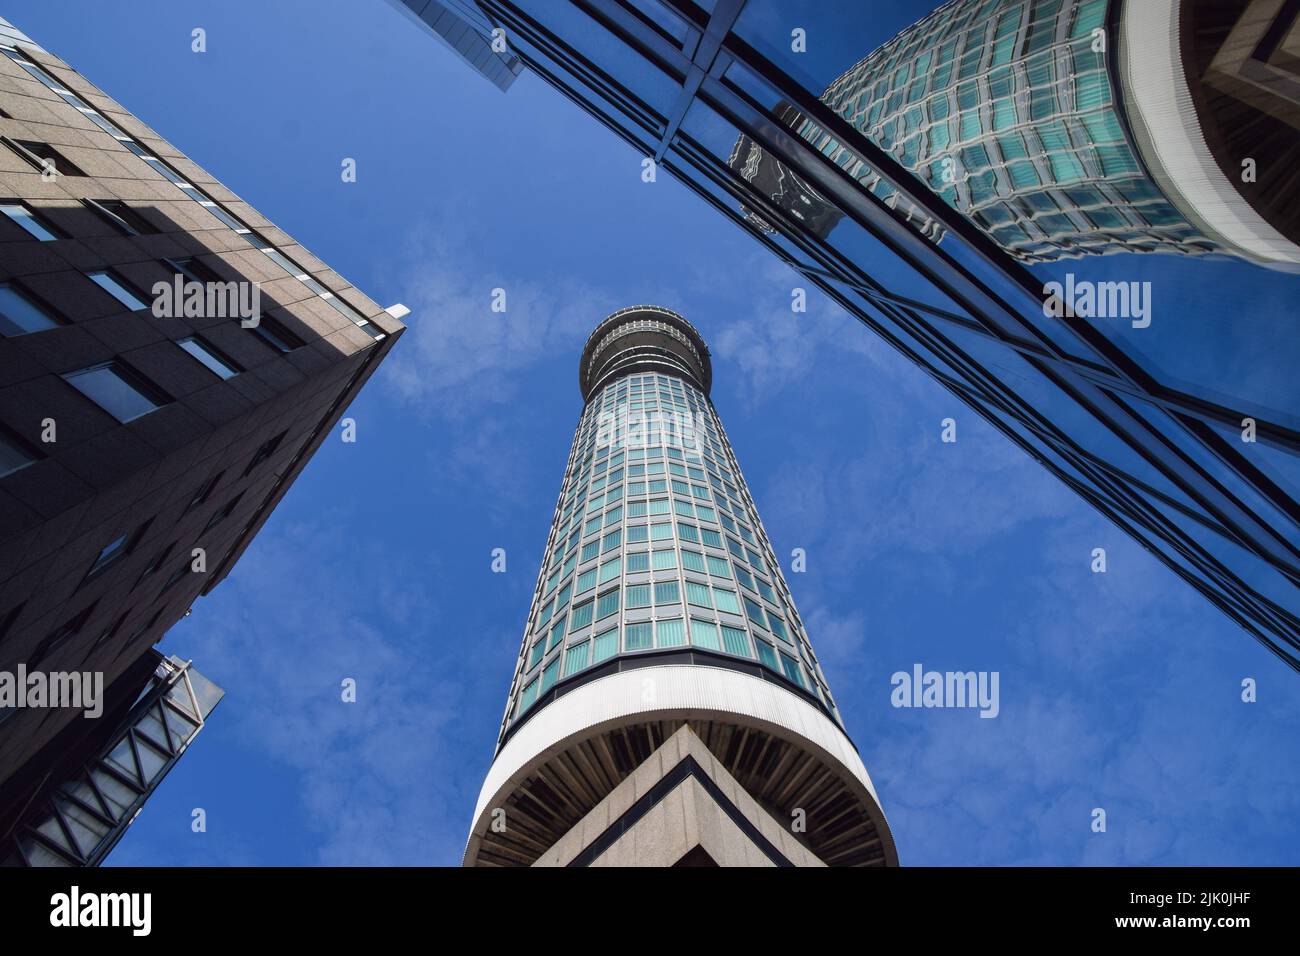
[534,725,824,867]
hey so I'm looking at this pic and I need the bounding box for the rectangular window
[580,540,599,562]
[650,522,672,541]
[540,658,560,694]
[592,627,619,662]
[85,517,150,581]
[707,555,731,577]
[598,556,620,584]
[547,618,566,651]
[562,641,589,677]
[652,549,677,571]
[654,580,680,604]
[84,198,159,236]
[6,137,87,176]
[648,498,669,515]
[768,616,790,642]
[528,637,546,670]
[626,551,649,573]
[601,529,621,552]
[625,584,651,608]
[596,588,619,620]
[537,599,554,629]
[744,596,767,629]
[681,550,706,573]
[243,430,287,476]
[584,516,601,535]
[575,568,597,594]
[603,505,622,527]
[721,625,751,657]
[87,270,149,311]
[674,499,693,517]
[624,621,652,651]
[627,500,648,518]
[779,653,806,688]
[201,492,244,534]
[0,201,60,240]
[0,428,38,477]
[686,581,712,608]
[517,679,538,716]
[248,313,306,353]
[714,588,741,614]
[570,600,593,630]
[178,335,241,380]
[690,619,721,650]
[186,470,224,511]
[655,618,685,647]
[754,638,779,671]
[64,361,168,422]
[0,283,63,335]
[626,524,648,543]
[677,523,699,544]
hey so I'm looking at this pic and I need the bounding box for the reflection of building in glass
[384,0,523,90]
[396,3,1300,674]
[812,0,1300,269]
[465,307,896,867]
[729,101,936,241]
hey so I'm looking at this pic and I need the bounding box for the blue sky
[9,0,1297,865]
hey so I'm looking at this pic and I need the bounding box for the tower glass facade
[501,307,837,741]
[807,0,1220,262]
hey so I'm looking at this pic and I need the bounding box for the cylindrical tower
[793,0,1300,270]
[464,306,896,867]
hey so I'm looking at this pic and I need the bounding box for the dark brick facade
[0,25,404,790]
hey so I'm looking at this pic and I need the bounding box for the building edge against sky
[465,307,896,867]
[0,15,406,864]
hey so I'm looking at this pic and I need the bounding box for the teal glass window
[690,619,721,651]
[592,627,618,663]
[625,622,652,651]
[656,618,685,648]
[596,588,619,620]
[721,625,751,657]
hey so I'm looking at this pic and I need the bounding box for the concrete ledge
[465,664,894,865]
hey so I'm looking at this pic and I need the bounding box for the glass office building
[464,307,896,867]
[394,0,1300,672]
